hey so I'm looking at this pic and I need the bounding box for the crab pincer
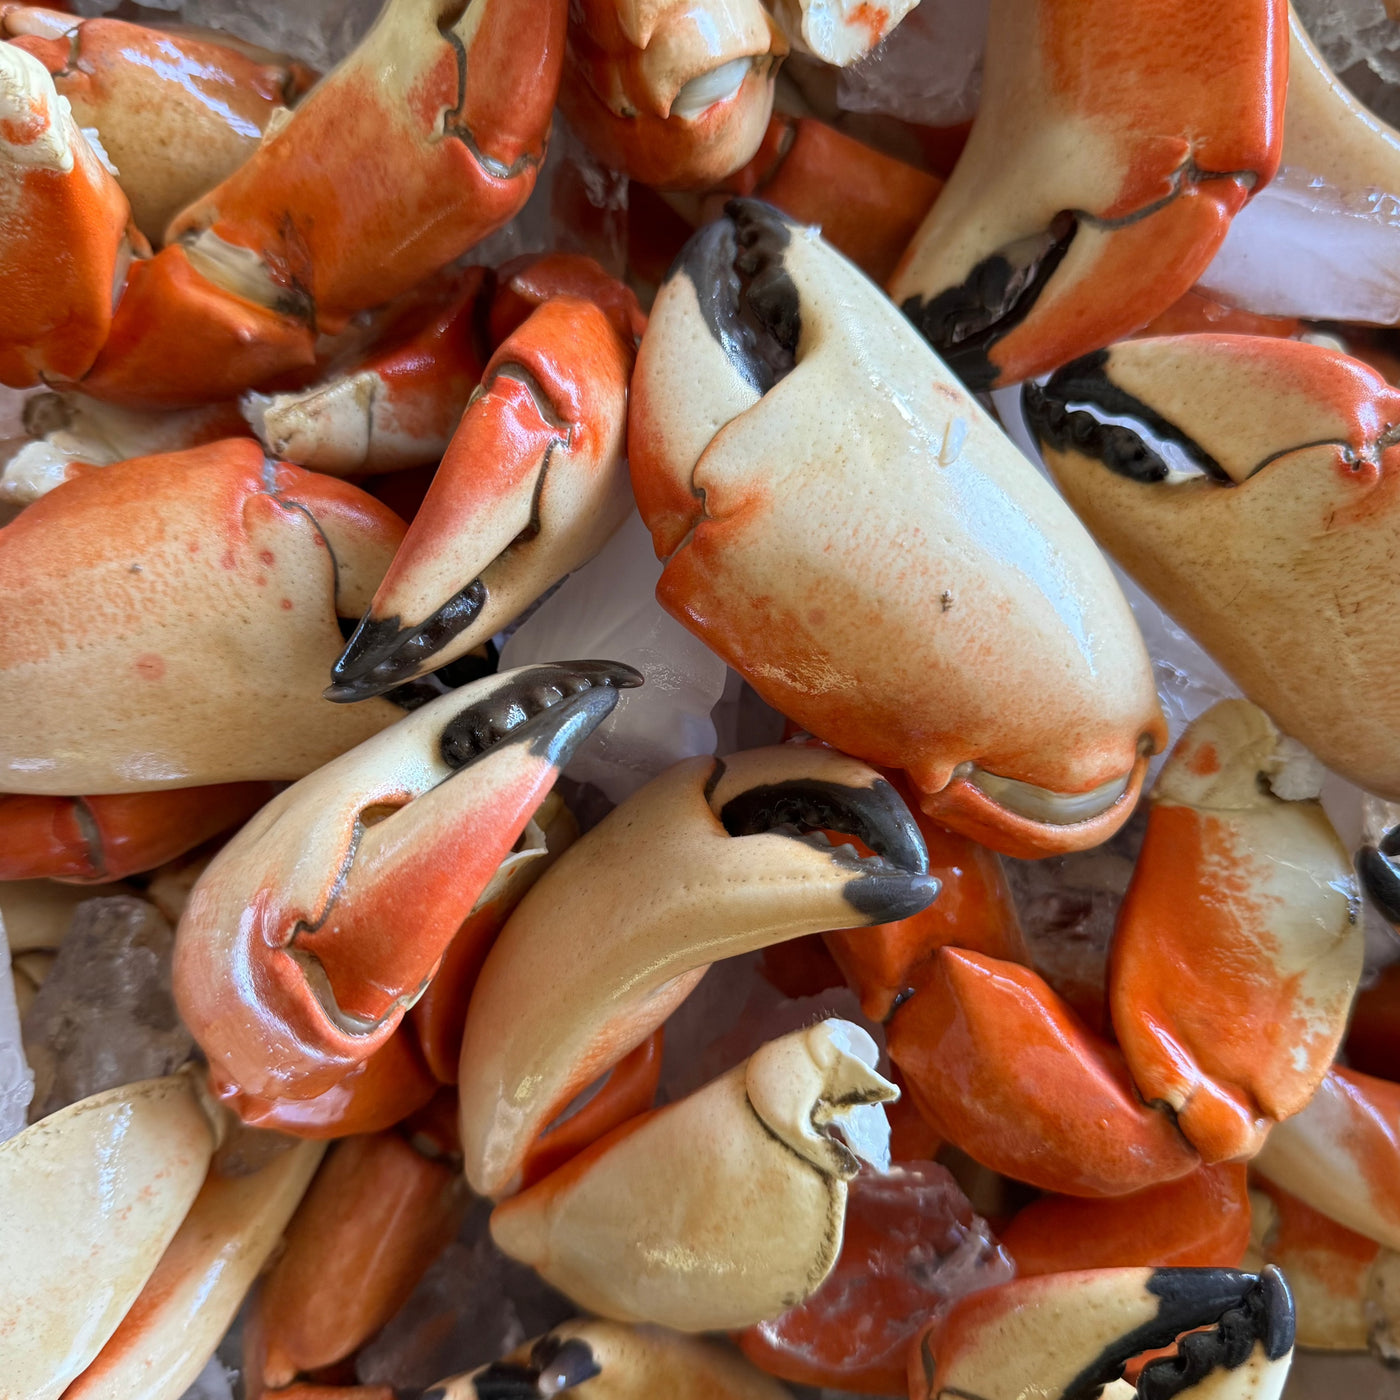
[173,661,640,1116]
[629,198,1165,858]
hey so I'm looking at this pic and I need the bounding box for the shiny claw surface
[489,1019,896,1331]
[1025,334,1400,798]
[173,661,638,1110]
[630,199,1165,857]
[890,0,1286,389]
[456,743,935,1198]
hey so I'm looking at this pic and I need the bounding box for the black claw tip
[1357,831,1400,929]
[472,1335,601,1399]
[844,870,941,922]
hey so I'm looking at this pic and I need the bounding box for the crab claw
[0,40,138,387]
[1110,700,1362,1163]
[1254,1067,1400,1254]
[558,0,786,189]
[1000,1164,1252,1277]
[1025,334,1400,798]
[1357,827,1400,931]
[328,289,635,699]
[888,0,1286,389]
[911,1266,1295,1400]
[888,947,1200,1196]
[173,661,640,1107]
[431,1318,791,1399]
[456,743,936,1199]
[629,199,1165,859]
[65,1138,324,1400]
[0,438,407,795]
[0,1074,217,1400]
[0,783,275,882]
[766,0,920,65]
[490,1019,897,1331]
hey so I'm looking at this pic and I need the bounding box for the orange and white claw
[0,39,137,388]
[455,744,935,1199]
[910,1266,1295,1400]
[1024,335,1400,799]
[0,1074,218,1400]
[767,0,919,65]
[1000,1164,1253,1277]
[1109,700,1362,1163]
[489,1019,896,1331]
[1254,1067,1400,1254]
[558,0,785,190]
[888,0,1287,389]
[4,9,305,243]
[629,199,1165,859]
[1248,1178,1400,1358]
[243,267,492,479]
[172,662,639,1107]
[64,1138,324,1400]
[887,948,1200,1197]
[250,1131,464,1392]
[430,1319,791,1400]
[328,283,635,700]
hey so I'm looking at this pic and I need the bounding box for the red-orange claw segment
[888,948,1199,1197]
[823,797,1027,1020]
[166,0,566,338]
[1109,700,1362,1164]
[251,1132,465,1392]
[888,0,1287,390]
[489,251,648,349]
[0,783,274,883]
[0,41,136,388]
[1000,1164,1251,1277]
[1254,1067,1400,1253]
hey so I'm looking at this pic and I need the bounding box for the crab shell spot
[0,1075,216,1400]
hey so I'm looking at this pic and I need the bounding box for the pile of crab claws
[455,743,935,1199]
[910,1265,1295,1400]
[326,266,639,700]
[629,197,1166,860]
[888,0,1286,390]
[172,660,640,1111]
[1024,333,1400,798]
[431,1318,791,1399]
[558,0,786,190]
[488,1019,897,1331]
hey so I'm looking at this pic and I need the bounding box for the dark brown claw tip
[1357,826,1400,929]
[473,1336,601,1398]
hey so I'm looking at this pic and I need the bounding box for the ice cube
[21,896,194,1121]
[500,511,729,804]
[836,0,989,127]
[1295,0,1400,96]
[0,911,35,1143]
[173,0,381,71]
[177,1357,235,1400]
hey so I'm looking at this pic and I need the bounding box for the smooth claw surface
[0,1074,217,1400]
[329,281,636,698]
[559,0,785,189]
[1026,334,1400,799]
[456,743,935,1199]
[1110,700,1362,1163]
[910,1266,1295,1400]
[489,1019,897,1331]
[65,1138,324,1400]
[1254,1067,1400,1254]
[888,948,1200,1197]
[629,199,1164,858]
[435,1318,791,1399]
[174,662,638,1106]
[889,0,1286,389]
[0,438,406,794]
[767,0,919,65]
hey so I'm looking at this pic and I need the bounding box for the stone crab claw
[910,1266,1295,1400]
[558,0,787,190]
[432,1318,792,1399]
[629,198,1165,859]
[489,1019,898,1331]
[327,259,640,700]
[888,0,1286,390]
[1024,334,1400,798]
[172,661,641,1109]
[457,742,936,1199]
[1110,700,1362,1163]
